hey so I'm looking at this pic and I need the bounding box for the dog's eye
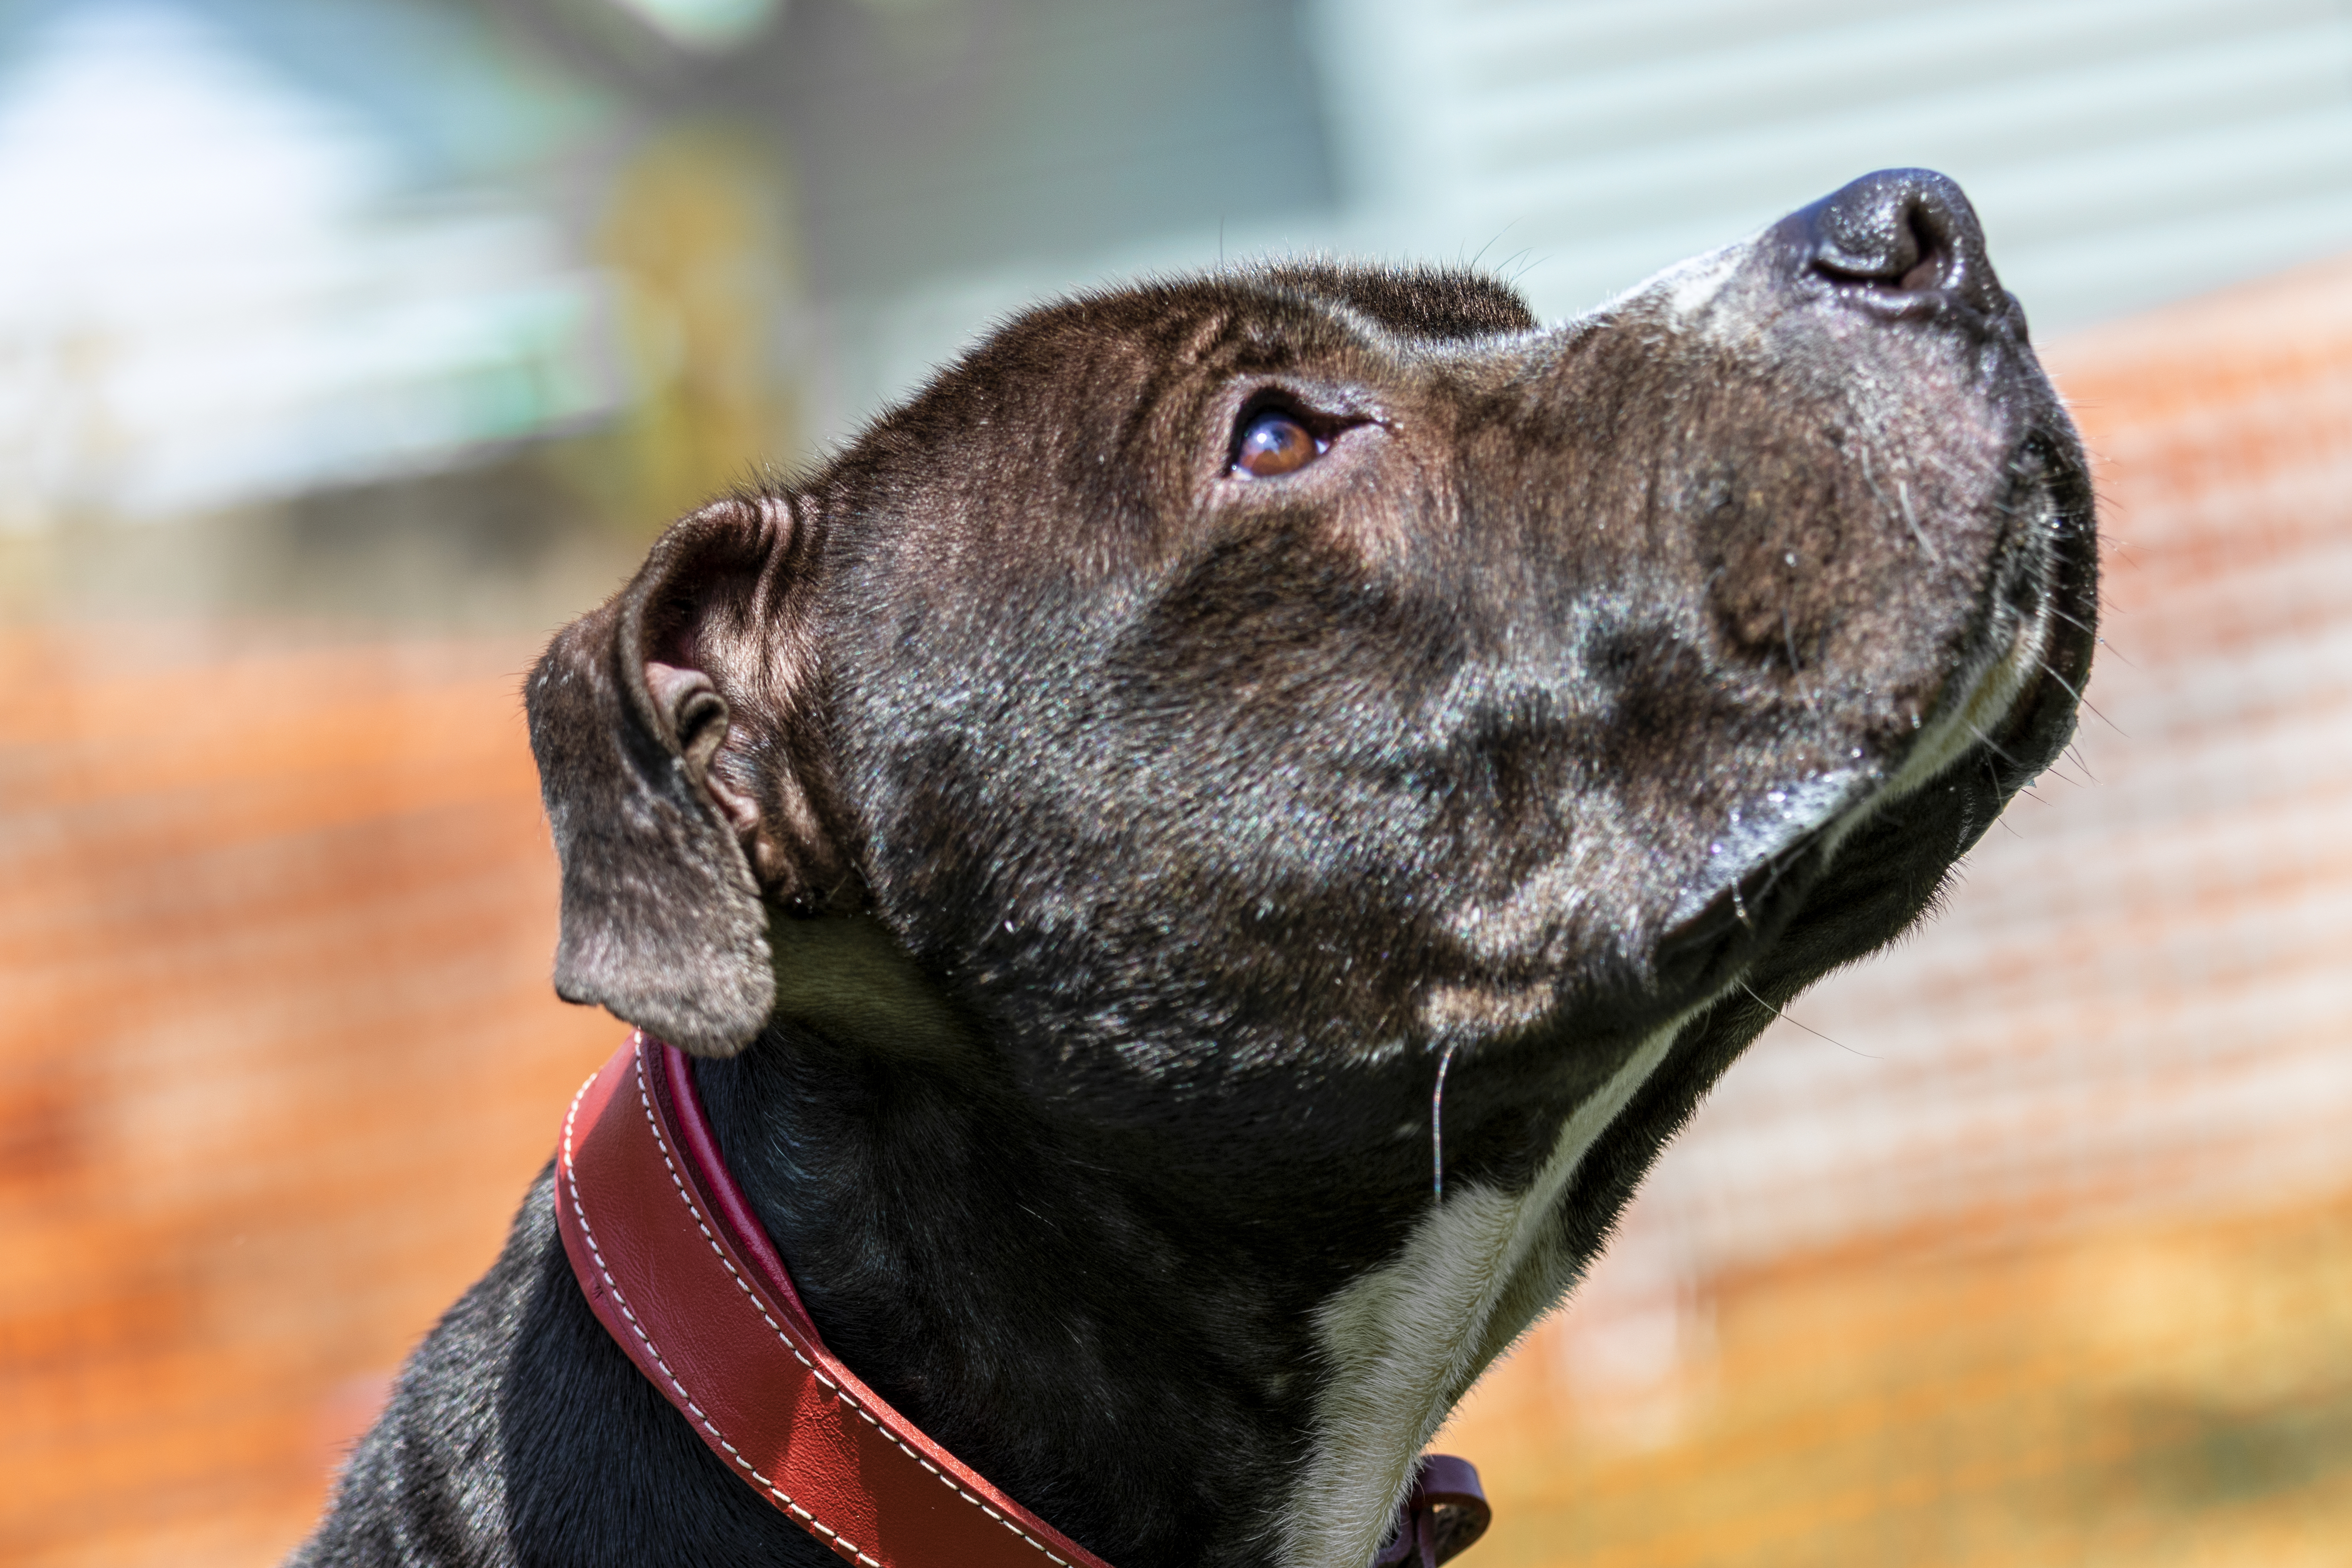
[1232,409,1322,478]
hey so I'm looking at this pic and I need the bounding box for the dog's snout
[1793,168,2010,324]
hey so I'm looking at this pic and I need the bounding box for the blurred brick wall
[6,256,2352,1567]
[0,632,614,1566]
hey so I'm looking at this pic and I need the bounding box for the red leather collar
[554,1031,1491,1568]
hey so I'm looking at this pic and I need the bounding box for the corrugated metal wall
[1318,0,2352,328]
[820,0,2352,436]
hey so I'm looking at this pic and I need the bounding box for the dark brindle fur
[295,170,2095,1568]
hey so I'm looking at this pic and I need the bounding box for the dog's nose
[1791,168,2013,325]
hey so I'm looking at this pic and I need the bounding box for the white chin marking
[1283,1003,1709,1568]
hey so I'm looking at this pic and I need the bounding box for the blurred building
[7,0,2352,557]
[0,0,619,526]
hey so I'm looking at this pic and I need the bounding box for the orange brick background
[6,258,2351,1566]
[1,633,614,1565]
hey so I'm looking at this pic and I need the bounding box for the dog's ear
[527,493,842,1057]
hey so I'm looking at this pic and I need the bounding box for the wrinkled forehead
[1245,263,1544,345]
[838,267,1550,572]
[978,264,1547,409]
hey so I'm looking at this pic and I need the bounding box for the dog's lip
[1659,776,1862,941]
[1659,444,2078,946]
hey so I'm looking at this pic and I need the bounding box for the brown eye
[1232,409,1321,478]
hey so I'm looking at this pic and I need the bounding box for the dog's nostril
[1894,214,1948,293]
[1814,190,1943,292]
[1801,168,1998,314]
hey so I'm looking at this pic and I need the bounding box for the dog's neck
[692,1011,1318,1568]
[686,917,1702,1568]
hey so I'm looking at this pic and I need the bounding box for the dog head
[529,168,2094,1563]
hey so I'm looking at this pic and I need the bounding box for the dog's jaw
[1285,1002,1711,1568]
[1828,481,2069,848]
[1696,470,2073,907]
[1286,500,2068,1567]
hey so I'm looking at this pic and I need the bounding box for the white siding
[1316,0,2352,330]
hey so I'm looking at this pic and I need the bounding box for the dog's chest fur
[1290,1009,1699,1568]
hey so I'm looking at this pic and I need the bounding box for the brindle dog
[295,169,2095,1568]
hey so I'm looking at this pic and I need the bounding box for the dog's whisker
[2034,759,2086,790]
[1857,443,1889,509]
[1748,833,1818,905]
[2031,656,2125,738]
[1430,1040,1464,1204]
[1893,478,1945,564]
[2028,741,2093,790]
[1739,980,1879,1058]
[1857,443,1947,565]
[1958,717,2025,770]
[2044,603,2132,668]
[2043,602,2097,637]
